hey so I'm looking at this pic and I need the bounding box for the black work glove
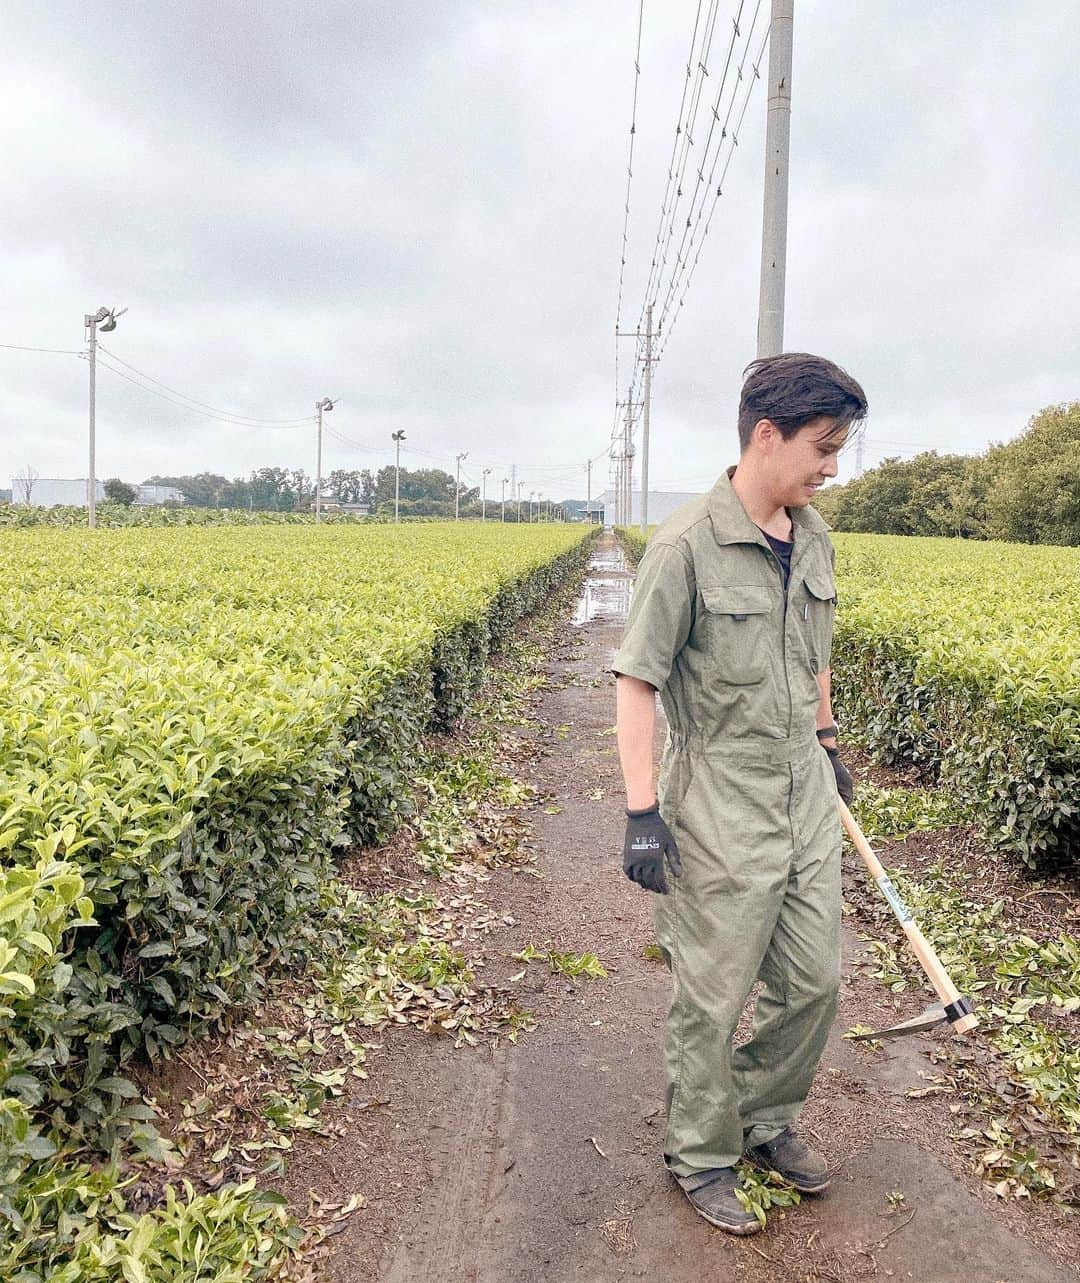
[825,746,854,806]
[623,805,682,894]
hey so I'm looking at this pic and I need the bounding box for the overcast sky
[2,2,1076,500]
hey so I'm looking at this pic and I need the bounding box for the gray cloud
[1,1,1076,495]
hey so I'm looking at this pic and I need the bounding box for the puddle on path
[571,541,633,626]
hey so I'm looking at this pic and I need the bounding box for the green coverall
[612,467,842,1179]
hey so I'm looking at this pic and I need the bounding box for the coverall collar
[708,465,830,550]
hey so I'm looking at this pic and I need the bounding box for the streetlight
[501,477,509,522]
[537,491,544,522]
[314,397,335,523]
[392,430,406,522]
[455,451,468,520]
[481,467,492,522]
[516,480,524,522]
[84,305,126,528]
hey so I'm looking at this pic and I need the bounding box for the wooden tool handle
[839,799,980,1036]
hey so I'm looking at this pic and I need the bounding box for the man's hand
[824,746,854,806]
[623,805,683,894]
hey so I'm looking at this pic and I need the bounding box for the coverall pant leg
[654,742,842,1178]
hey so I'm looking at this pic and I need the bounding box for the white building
[595,490,705,528]
[10,477,105,507]
[134,484,184,506]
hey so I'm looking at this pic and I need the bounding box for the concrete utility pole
[392,429,406,522]
[623,396,634,526]
[516,480,524,522]
[84,305,126,528]
[455,452,468,520]
[482,467,492,522]
[756,0,794,359]
[855,430,865,479]
[586,458,592,525]
[314,397,335,522]
[640,302,654,534]
[501,477,508,521]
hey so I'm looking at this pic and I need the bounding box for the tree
[14,465,39,505]
[104,478,137,505]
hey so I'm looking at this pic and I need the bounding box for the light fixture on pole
[392,430,406,522]
[481,467,492,522]
[314,397,335,523]
[84,305,127,529]
[455,452,468,520]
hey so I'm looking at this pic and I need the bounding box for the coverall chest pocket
[799,573,837,674]
[700,585,773,685]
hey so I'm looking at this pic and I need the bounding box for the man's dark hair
[737,352,868,451]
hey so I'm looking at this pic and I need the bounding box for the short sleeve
[610,540,696,691]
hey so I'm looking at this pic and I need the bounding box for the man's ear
[753,417,780,452]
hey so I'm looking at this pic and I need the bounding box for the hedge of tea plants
[830,534,1079,871]
[0,523,593,1150]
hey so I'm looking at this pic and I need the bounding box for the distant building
[595,490,705,528]
[10,477,105,507]
[0,489,11,504]
[134,484,184,506]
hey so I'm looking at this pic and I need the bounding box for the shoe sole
[745,1153,831,1195]
[687,1201,762,1235]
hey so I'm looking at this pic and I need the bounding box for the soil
[278,533,1079,1283]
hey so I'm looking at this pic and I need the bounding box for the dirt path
[322,533,1076,1283]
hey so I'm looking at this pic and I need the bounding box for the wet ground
[312,533,1077,1283]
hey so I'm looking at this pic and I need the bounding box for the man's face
[762,415,848,508]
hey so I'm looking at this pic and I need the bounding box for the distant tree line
[134,465,567,520]
[814,402,1080,545]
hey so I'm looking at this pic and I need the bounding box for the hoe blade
[849,1004,949,1041]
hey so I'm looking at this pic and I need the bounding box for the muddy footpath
[299,533,1078,1283]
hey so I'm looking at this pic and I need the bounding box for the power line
[0,341,82,355]
[654,7,769,362]
[653,0,755,335]
[95,356,311,430]
[636,0,706,330]
[634,0,723,351]
[614,0,646,415]
[97,344,312,426]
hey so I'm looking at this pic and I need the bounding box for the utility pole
[482,467,492,521]
[640,302,654,533]
[501,477,508,521]
[392,429,406,522]
[855,429,865,480]
[314,397,335,522]
[756,0,794,359]
[455,452,468,520]
[623,396,634,526]
[586,458,592,525]
[83,305,125,528]
[516,480,524,522]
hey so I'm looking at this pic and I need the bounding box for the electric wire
[94,357,313,430]
[654,9,769,361]
[613,0,646,415]
[652,0,752,335]
[0,341,82,355]
[97,344,313,425]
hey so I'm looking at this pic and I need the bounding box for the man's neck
[729,463,792,540]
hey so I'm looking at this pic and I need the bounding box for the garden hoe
[839,799,980,1042]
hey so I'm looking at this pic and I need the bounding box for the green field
[0,523,593,1277]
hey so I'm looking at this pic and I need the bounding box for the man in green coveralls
[612,352,868,1234]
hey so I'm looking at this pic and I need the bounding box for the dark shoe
[744,1127,830,1194]
[675,1166,761,1235]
